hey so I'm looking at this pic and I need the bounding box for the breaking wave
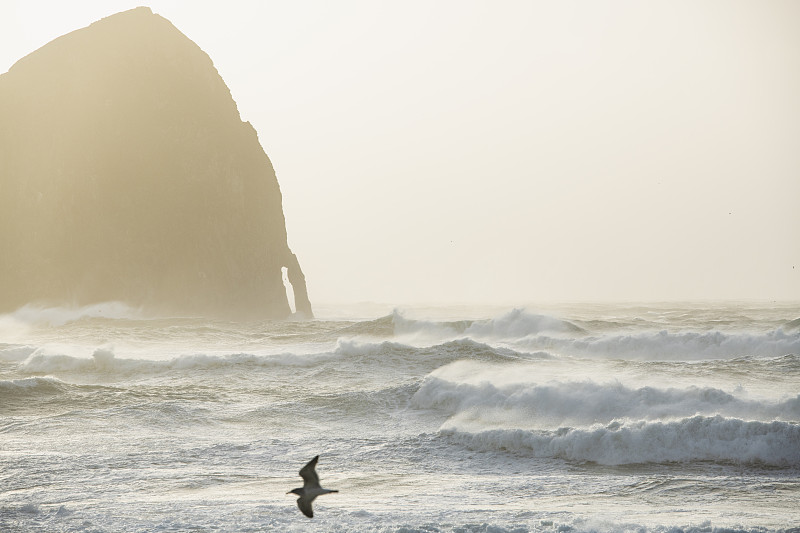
[464,308,584,336]
[390,308,580,340]
[386,308,799,360]
[442,415,800,467]
[535,328,800,360]
[2,302,141,327]
[412,374,800,425]
[0,344,37,362]
[10,338,546,379]
[15,347,335,375]
[0,376,68,396]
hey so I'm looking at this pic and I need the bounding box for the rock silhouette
[0,7,312,319]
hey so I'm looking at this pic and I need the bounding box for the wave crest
[465,308,584,337]
[17,346,333,376]
[385,308,799,360]
[413,373,800,426]
[442,415,800,466]
[0,376,67,395]
[3,302,140,327]
[548,329,800,360]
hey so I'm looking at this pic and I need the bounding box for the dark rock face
[0,7,312,319]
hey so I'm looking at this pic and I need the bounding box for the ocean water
[1,302,799,532]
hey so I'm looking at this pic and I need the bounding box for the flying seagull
[287,455,338,518]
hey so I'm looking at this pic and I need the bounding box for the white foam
[334,338,409,357]
[387,308,581,346]
[539,328,800,360]
[391,308,800,360]
[17,345,340,376]
[0,344,37,362]
[0,376,65,392]
[390,309,468,343]
[3,301,140,327]
[465,308,582,337]
[413,371,800,428]
[442,416,800,466]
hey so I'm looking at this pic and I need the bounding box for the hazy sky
[3,1,799,305]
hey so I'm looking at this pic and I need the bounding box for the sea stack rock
[0,7,313,319]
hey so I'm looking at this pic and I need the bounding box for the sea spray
[2,303,799,532]
[413,370,800,425]
[441,416,800,466]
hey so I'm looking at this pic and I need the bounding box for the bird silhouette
[286,455,338,518]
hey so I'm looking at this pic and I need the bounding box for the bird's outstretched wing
[299,455,320,489]
[296,495,314,518]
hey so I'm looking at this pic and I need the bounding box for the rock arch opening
[282,266,296,315]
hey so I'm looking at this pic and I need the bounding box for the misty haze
[0,7,311,319]
[1,2,798,532]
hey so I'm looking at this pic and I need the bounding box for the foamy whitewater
[1,302,799,532]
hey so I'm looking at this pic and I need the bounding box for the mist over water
[2,5,798,532]
[1,302,798,532]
